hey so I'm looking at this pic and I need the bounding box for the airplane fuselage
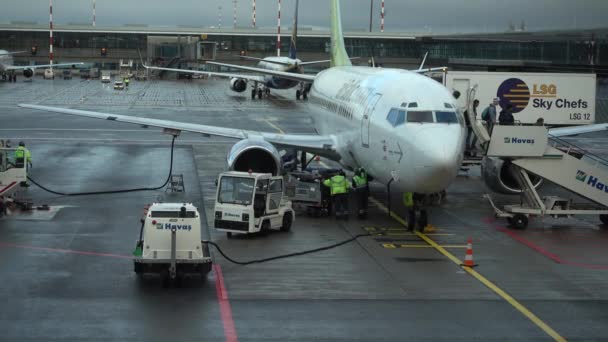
[257,56,302,90]
[308,66,466,194]
[0,50,14,72]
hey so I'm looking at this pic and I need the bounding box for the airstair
[463,86,608,229]
[484,125,608,229]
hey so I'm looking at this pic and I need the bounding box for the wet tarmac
[1,77,608,341]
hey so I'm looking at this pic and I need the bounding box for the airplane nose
[413,130,462,192]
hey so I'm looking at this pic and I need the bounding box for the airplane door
[361,93,382,148]
[451,79,470,110]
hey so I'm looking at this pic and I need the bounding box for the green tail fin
[330,0,352,67]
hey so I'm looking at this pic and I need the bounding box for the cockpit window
[387,108,398,126]
[407,111,433,123]
[436,111,458,124]
[444,103,453,109]
[408,102,418,108]
[386,108,406,127]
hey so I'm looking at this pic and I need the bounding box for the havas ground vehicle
[133,203,212,283]
[214,171,294,238]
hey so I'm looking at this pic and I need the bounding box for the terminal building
[1,23,607,71]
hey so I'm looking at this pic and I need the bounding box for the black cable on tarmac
[27,136,177,196]
[203,232,377,265]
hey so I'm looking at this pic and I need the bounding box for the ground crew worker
[352,168,371,219]
[403,192,428,231]
[124,77,130,88]
[14,141,32,169]
[323,170,350,219]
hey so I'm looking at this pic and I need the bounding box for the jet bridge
[484,125,608,229]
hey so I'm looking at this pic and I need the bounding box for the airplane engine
[481,157,543,194]
[229,78,247,93]
[227,139,282,176]
[22,68,34,78]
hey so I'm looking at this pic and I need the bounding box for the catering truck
[444,71,596,125]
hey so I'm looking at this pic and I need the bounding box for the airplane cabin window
[408,102,418,108]
[407,111,433,123]
[435,111,458,124]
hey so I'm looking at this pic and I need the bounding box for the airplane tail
[330,0,352,67]
[288,0,299,60]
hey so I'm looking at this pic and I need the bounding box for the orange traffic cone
[461,237,477,268]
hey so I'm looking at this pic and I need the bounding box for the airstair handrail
[548,134,608,168]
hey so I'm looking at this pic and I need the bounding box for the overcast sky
[1,0,606,34]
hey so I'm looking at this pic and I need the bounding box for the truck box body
[445,71,596,125]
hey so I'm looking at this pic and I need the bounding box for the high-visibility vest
[353,172,368,187]
[403,192,414,208]
[14,146,31,162]
[323,175,349,196]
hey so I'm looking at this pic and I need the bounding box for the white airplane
[146,0,331,101]
[19,0,608,199]
[0,50,83,82]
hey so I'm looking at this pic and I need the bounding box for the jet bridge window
[435,111,458,124]
[407,111,433,123]
[386,108,406,127]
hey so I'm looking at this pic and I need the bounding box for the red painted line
[214,264,237,342]
[487,218,608,270]
[0,181,17,195]
[0,242,132,259]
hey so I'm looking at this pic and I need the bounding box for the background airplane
[0,50,82,82]
[146,0,331,100]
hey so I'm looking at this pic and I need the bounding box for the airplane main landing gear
[258,88,263,99]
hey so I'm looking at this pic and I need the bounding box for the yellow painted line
[382,244,467,249]
[264,119,285,134]
[384,232,454,237]
[369,197,567,342]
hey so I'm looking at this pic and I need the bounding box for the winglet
[330,0,352,67]
[418,52,428,71]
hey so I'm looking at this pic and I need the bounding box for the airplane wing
[238,56,293,67]
[0,51,26,56]
[206,61,316,83]
[298,59,332,66]
[548,123,608,138]
[143,65,266,83]
[5,62,84,71]
[18,104,338,158]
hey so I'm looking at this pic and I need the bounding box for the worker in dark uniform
[323,170,350,219]
[352,168,371,219]
[403,192,428,231]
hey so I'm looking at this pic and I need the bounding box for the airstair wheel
[510,214,528,230]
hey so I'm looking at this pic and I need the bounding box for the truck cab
[133,203,212,282]
[214,171,294,237]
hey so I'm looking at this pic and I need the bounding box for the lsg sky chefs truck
[443,71,596,126]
